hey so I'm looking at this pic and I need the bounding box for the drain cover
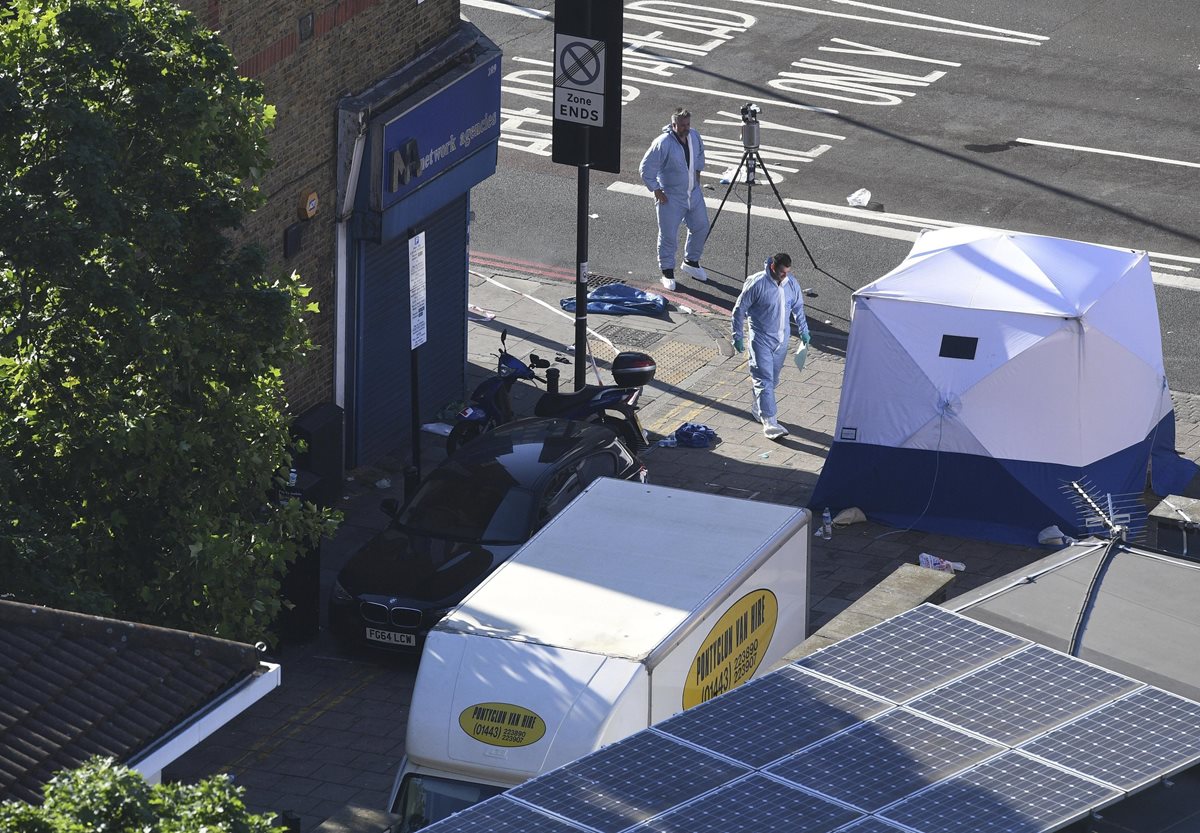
[596,324,664,350]
[586,274,625,289]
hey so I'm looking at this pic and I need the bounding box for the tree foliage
[0,0,338,641]
[0,757,284,833]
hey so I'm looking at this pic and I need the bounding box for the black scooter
[448,330,656,453]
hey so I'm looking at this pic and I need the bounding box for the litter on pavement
[658,423,718,448]
[918,552,966,573]
[846,187,871,206]
[832,506,866,526]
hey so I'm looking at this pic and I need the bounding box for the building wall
[173,0,461,413]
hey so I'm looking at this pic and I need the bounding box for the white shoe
[762,418,788,440]
[660,276,676,291]
[680,262,708,282]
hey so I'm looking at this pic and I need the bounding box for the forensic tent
[810,226,1197,545]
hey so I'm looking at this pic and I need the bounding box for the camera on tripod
[740,102,761,149]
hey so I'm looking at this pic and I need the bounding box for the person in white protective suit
[638,107,709,291]
[731,253,811,440]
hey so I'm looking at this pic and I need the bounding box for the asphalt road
[464,0,1200,389]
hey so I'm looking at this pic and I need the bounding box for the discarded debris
[847,187,871,207]
[375,478,392,490]
[918,552,966,573]
[832,507,866,526]
[1037,525,1076,546]
[658,423,719,448]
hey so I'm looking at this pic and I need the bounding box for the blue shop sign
[382,57,501,210]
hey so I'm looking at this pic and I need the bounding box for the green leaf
[0,0,340,643]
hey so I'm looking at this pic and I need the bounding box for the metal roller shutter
[354,196,468,466]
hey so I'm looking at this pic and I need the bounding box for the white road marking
[511,56,839,114]
[825,0,1046,39]
[706,110,847,140]
[1154,274,1200,292]
[610,180,917,240]
[720,0,1046,45]
[606,181,1200,291]
[461,0,549,19]
[1015,138,1200,169]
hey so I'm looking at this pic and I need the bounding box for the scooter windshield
[498,353,533,378]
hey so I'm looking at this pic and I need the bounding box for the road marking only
[1015,138,1200,169]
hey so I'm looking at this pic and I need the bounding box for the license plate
[366,627,416,647]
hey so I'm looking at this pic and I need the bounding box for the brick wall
[174,0,461,413]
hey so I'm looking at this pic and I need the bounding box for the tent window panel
[939,334,978,360]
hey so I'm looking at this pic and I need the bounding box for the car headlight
[330,578,354,604]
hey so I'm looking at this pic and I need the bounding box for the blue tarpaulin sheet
[560,284,668,316]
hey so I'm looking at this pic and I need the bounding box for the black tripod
[706,105,823,281]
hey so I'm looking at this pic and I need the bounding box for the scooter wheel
[447,422,484,455]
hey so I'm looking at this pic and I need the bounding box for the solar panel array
[421,604,1200,833]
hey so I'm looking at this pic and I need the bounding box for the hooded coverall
[731,262,810,422]
[638,124,708,271]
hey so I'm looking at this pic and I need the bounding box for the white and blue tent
[811,227,1197,545]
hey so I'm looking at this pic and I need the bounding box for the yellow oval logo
[683,589,778,709]
[458,702,547,748]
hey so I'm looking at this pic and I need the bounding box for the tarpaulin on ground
[560,283,668,316]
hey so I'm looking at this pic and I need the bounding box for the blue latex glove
[733,336,744,353]
[801,332,811,345]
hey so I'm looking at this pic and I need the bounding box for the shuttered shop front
[353,196,468,466]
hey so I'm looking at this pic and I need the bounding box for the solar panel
[880,751,1121,833]
[628,773,861,833]
[794,605,1028,702]
[905,643,1141,745]
[1021,686,1200,791]
[656,665,893,768]
[418,796,590,832]
[431,604,1200,833]
[832,818,912,833]
[507,729,748,833]
[768,708,1004,812]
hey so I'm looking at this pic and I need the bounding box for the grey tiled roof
[0,599,264,805]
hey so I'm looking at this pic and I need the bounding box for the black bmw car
[329,418,646,654]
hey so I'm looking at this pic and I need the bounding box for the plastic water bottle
[821,507,833,540]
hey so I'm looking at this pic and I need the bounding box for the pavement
[164,261,1200,832]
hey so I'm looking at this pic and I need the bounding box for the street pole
[409,347,421,484]
[575,163,589,390]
